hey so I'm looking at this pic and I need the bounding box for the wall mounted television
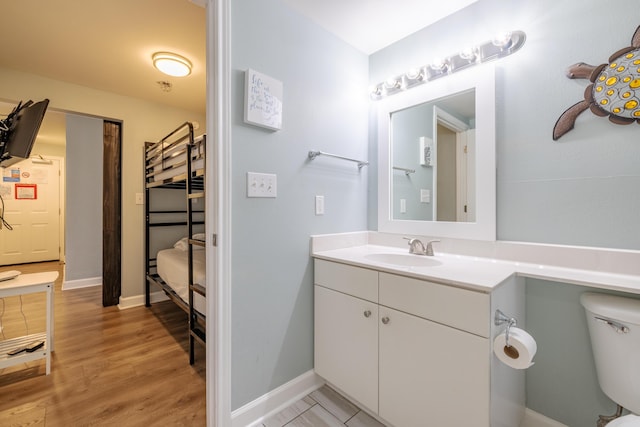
[0,99,50,168]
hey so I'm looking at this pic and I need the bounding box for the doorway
[433,106,475,222]
[0,156,63,266]
[63,113,121,307]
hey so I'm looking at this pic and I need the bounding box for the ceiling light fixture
[152,52,192,77]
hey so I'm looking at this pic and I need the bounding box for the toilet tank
[580,293,640,415]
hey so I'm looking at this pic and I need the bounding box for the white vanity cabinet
[314,259,494,427]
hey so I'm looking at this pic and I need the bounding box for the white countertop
[312,243,640,295]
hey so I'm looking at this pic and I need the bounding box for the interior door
[0,157,61,266]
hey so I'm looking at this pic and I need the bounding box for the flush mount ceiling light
[152,52,192,77]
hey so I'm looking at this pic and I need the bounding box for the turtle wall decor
[553,25,640,140]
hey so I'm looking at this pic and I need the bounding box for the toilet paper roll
[493,327,537,369]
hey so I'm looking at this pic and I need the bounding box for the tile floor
[256,385,388,427]
[255,385,550,427]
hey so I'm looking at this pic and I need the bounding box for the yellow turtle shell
[592,48,640,119]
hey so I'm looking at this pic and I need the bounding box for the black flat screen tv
[0,99,50,168]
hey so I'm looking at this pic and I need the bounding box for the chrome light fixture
[371,30,526,100]
[152,52,192,77]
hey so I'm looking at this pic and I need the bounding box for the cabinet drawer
[379,273,489,337]
[314,259,378,302]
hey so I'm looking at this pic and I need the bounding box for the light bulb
[492,31,513,48]
[430,58,447,71]
[384,77,399,89]
[406,68,422,80]
[460,46,478,61]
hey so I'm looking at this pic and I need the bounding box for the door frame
[433,106,469,221]
[207,0,231,426]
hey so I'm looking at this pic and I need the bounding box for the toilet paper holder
[495,309,517,347]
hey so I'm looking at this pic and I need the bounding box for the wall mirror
[377,65,496,240]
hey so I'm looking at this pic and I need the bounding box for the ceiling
[1,0,476,148]
[0,0,207,114]
[282,0,478,54]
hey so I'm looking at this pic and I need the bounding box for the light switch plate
[135,193,144,205]
[247,172,277,198]
[315,195,324,215]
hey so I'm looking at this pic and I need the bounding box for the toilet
[581,293,640,427]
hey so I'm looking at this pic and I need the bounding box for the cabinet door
[379,306,489,427]
[315,285,379,412]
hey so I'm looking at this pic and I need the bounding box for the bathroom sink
[364,253,442,267]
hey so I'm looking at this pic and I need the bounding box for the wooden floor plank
[0,261,206,425]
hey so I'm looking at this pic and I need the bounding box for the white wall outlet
[247,172,277,198]
[420,189,431,203]
[135,193,144,205]
[400,198,406,213]
[315,195,325,215]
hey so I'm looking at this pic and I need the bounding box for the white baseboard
[231,370,325,427]
[118,291,168,310]
[62,276,101,290]
[521,408,568,427]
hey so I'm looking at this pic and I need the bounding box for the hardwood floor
[0,261,206,426]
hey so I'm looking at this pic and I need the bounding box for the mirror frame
[377,64,496,240]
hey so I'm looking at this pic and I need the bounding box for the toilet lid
[608,415,640,427]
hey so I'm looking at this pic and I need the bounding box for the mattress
[156,247,206,315]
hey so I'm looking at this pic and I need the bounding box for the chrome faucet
[404,237,440,256]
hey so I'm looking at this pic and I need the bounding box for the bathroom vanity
[313,244,526,427]
[311,230,640,427]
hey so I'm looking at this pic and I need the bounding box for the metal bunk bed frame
[144,121,205,364]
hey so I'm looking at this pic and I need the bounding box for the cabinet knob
[381,316,390,325]
[363,310,372,318]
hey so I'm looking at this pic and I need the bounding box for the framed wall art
[244,69,283,131]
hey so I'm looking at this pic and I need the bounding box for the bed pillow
[173,236,205,251]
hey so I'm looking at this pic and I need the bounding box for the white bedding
[156,248,206,315]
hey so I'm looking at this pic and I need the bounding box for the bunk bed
[144,122,206,364]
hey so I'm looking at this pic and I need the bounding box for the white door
[0,157,62,266]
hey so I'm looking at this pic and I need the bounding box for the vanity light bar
[370,30,526,100]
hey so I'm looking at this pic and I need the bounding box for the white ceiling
[0,0,206,114]
[1,0,475,146]
[282,0,478,54]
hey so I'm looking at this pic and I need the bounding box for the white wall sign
[244,69,283,131]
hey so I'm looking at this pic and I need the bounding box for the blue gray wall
[369,1,640,426]
[231,0,369,409]
[392,102,435,221]
[65,114,103,282]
